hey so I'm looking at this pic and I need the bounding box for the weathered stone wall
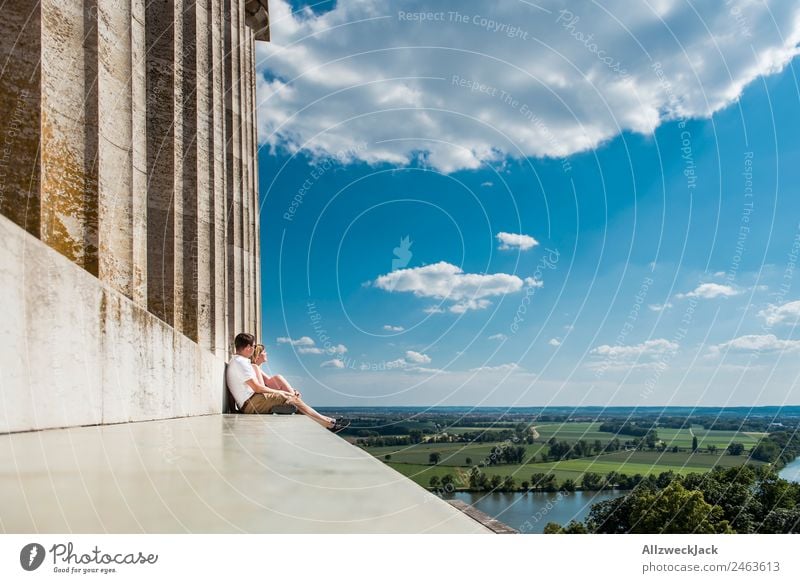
[0,212,224,433]
[0,1,269,432]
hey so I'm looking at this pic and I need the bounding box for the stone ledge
[0,414,492,533]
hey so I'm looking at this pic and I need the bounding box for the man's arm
[244,378,294,400]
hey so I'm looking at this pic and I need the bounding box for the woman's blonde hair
[251,344,265,363]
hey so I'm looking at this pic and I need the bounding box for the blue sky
[254,0,800,407]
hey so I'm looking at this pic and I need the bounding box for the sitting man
[226,332,350,432]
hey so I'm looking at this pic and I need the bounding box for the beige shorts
[240,393,290,414]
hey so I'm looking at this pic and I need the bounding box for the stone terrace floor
[0,414,491,533]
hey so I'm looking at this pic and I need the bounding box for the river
[778,456,800,483]
[446,490,623,533]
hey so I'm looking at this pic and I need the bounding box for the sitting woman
[251,344,349,433]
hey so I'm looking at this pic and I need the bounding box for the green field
[385,450,766,488]
[364,422,768,489]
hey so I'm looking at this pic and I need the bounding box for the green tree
[560,478,576,492]
[429,452,441,465]
[692,436,699,452]
[465,457,472,465]
[384,454,391,461]
[629,482,733,533]
[727,442,745,456]
[429,476,440,489]
[409,429,423,444]
[581,472,603,491]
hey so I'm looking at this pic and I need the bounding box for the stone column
[225,0,243,344]
[40,0,99,274]
[0,2,42,237]
[251,34,262,341]
[131,0,148,307]
[196,0,214,351]
[240,8,252,339]
[211,0,229,357]
[145,0,177,325]
[97,0,143,302]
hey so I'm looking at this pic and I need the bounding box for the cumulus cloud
[648,302,673,312]
[677,283,740,299]
[277,336,315,346]
[591,339,679,359]
[383,324,405,331]
[469,362,524,372]
[258,0,800,173]
[496,232,539,251]
[372,261,541,312]
[279,336,348,355]
[405,350,432,364]
[549,338,561,347]
[488,333,507,341]
[708,334,800,357]
[759,300,800,326]
[321,359,346,368]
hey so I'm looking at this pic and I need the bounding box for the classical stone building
[0,1,269,432]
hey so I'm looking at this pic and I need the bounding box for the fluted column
[97,0,145,302]
[225,0,244,344]
[240,7,252,338]
[146,0,177,325]
[251,34,262,341]
[0,3,42,237]
[131,0,148,307]
[195,0,214,351]
[39,1,99,274]
[211,0,229,356]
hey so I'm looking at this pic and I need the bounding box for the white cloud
[591,339,678,359]
[258,0,800,173]
[488,333,507,341]
[549,338,561,347]
[297,347,324,354]
[383,324,405,331]
[424,306,445,314]
[708,334,800,357]
[405,350,432,364]
[496,232,539,251]
[277,336,316,346]
[321,359,346,368]
[469,362,524,373]
[759,300,800,326]
[373,261,540,312]
[648,302,673,312]
[481,181,493,187]
[298,343,347,355]
[678,283,740,299]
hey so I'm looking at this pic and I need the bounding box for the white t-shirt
[226,355,256,409]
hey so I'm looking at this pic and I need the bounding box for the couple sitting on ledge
[226,332,350,433]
